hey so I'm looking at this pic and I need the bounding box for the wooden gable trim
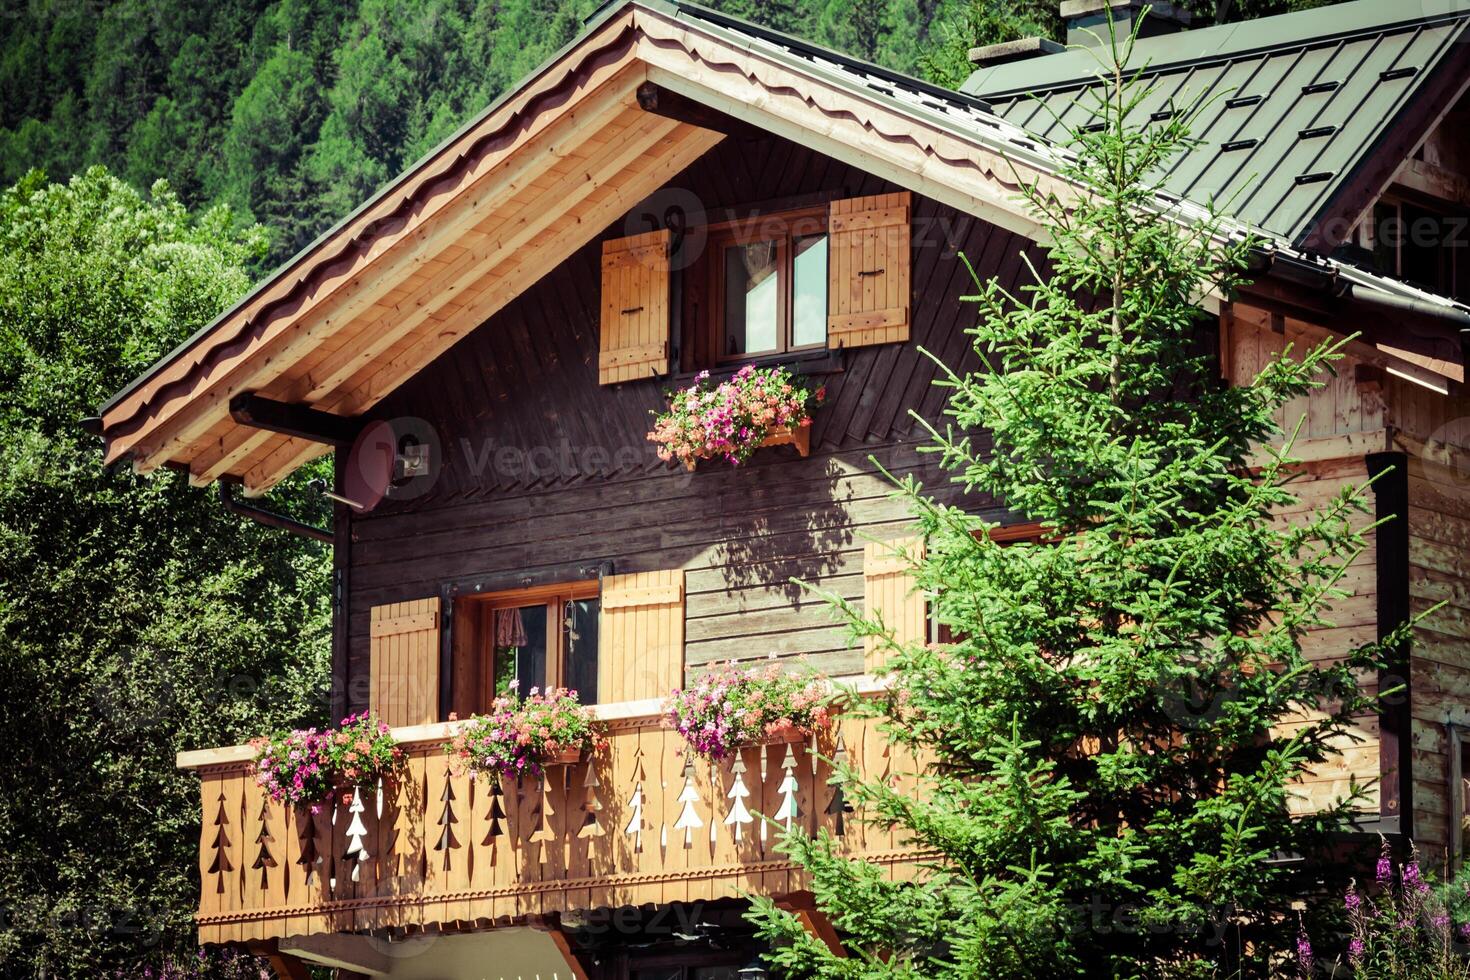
[102,9,643,454]
[96,1,1069,493]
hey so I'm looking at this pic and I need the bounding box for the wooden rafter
[128,63,651,473]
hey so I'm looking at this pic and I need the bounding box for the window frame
[454,579,599,711]
[1359,192,1467,300]
[701,204,831,365]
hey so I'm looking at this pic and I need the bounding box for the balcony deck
[178,703,922,944]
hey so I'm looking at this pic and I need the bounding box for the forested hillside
[1,0,1332,269]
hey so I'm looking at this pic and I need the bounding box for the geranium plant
[251,712,402,809]
[445,686,605,780]
[648,363,824,468]
[663,661,832,762]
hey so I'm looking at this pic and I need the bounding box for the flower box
[444,687,605,779]
[250,712,402,809]
[663,661,832,763]
[683,422,810,471]
[735,726,810,751]
[650,363,824,470]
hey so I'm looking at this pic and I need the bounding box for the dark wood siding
[340,135,1045,713]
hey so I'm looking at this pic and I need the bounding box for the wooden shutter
[369,597,441,727]
[598,569,684,703]
[599,228,671,384]
[827,192,912,349]
[863,536,926,673]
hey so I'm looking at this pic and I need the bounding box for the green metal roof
[963,0,1470,246]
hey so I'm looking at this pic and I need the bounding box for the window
[1362,196,1469,300]
[707,207,829,361]
[454,581,600,713]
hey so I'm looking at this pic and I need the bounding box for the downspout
[217,481,332,544]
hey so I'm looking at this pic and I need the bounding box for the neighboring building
[96,0,1470,975]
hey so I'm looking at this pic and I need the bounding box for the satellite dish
[342,420,396,513]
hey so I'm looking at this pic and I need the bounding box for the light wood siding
[1274,460,1382,818]
[1404,442,1470,860]
[599,569,685,703]
[598,228,671,384]
[1224,305,1386,440]
[827,192,911,349]
[863,536,926,672]
[369,598,441,727]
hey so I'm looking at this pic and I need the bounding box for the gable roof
[963,0,1470,248]
[97,0,1078,495]
[98,0,1470,495]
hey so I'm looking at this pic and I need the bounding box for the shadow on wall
[711,455,855,601]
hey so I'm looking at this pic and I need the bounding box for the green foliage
[0,167,330,975]
[749,27,1396,979]
[0,0,943,270]
[1343,844,1470,980]
[0,0,1353,265]
[916,0,1057,87]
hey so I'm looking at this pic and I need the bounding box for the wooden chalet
[97,0,1470,974]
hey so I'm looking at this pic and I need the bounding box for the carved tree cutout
[342,787,370,883]
[623,782,646,851]
[250,796,276,888]
[328,800,341,894]
[295,805,320,886]
[387,773,414,878]
[723,756,754,842]
[624,745,648,852]
[672,757,703,848]
[824,734,852,837]
[578,763,605,840]
[482,777,508,847]
[529,775,558,863]
[774,746,801,830]
[207,789,233,891]
[434,778,460,870]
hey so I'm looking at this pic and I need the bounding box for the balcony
[178,701,919,945]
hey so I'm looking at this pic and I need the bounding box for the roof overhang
[97,0,1073,495]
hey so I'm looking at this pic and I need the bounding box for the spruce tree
[749,26,1398,978]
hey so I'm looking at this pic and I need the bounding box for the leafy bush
[0,168,331,974]
[648,364,823,467]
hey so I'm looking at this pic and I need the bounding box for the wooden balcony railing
[178,704,922,944]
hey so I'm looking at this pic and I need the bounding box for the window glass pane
[493,604,547,697]
[1371,201,1397,277]
[563,598,600,704]
[792,233,828,348]
[1401,202,1449,295]
[724,241,780,356]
